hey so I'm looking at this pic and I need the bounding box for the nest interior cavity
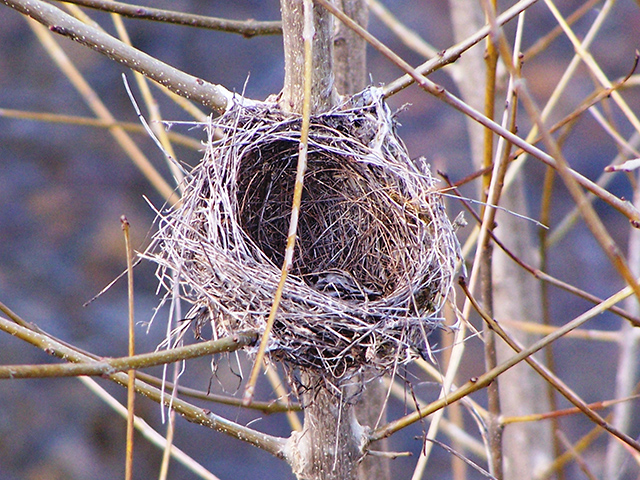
[151,88,459,378]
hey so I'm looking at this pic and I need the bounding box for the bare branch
[0,108,202,149]
[383,0,540,97]
[315,0,640,226]
[2,0,243,112]
[134,372,301,415]
[0,311,286,456]
[371,276,640,443]
[461,280,640,454]
[55,0,282,36]
[0,315,257,379]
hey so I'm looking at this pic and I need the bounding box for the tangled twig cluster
[150,88,459,379]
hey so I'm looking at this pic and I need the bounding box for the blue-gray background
[1,1,639,479]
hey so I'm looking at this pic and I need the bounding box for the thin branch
[556,431,600,480]
[382,0,540,97]
[370,275,639,443]
[0,315,257,379]
[366,0,439,59]
[122,216,136,480]
[501,395,640,425]
[460,280,640,453]
[477,1,504,474]
[538,423,607,479]
[522,0,600,61]
[113,15,185,192]
[385,374,487,460]
[315,0,640,226]
[0,310,285,456]
[55,0,282,36]
[441,176,640,327]
[499,319,621,342]
[29,20,181,202]
[544,0,640,137]
[135,372,300,414]
[0,108,202,150]
[2,0,242,112]
[80,377,222,480]
[505,55,640,302]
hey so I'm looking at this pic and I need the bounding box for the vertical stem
[287,373,365,480]
[539,166,565,480]
[278,2,365,479]
[280,0,337,113]
[481,1,503,476]
[121,216,136,480]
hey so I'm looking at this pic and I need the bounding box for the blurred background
[1,1,639,479]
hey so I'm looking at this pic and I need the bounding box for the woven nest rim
[149,87,460,378]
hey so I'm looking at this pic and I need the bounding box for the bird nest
[150,87,459,379]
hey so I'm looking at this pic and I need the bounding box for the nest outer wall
[151,87,460,380]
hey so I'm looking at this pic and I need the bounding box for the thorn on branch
[49,25,66,34]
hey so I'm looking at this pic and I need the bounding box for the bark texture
[285,374,367,480]
[279,2,367,479]
[280,0,338,113]
[332,0,368,95]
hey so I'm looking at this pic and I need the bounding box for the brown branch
[2,0,243,112]
[316,0,640,226]
[0,302,300,414]
[0,315,257,379]
[55,0,282,36]
[383,0,540,97]
[370,276,639,443]
[478,2,504,473]
[459,280,640,454]
[0,309,286,456]
[439,175,640,327]
[135,372,301,415]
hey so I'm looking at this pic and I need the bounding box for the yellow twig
[371,276,639,443]
[0,107,202,149]
[28,20,178,204]
[121,216,136,480]
[544,0,640,136]
[537,422,607,479]
[0,309,284,454]
[243,0,315,405]
[461,279,640,452]
[265,366,302,432]
[499,319,620,342]
[80,377,221,480]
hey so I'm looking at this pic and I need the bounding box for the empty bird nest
[150,87,460,379]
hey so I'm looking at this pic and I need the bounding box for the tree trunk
[280,0,337,114]
[286,373,367,480]
[279,2,368,479]
[332,0,368,95]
